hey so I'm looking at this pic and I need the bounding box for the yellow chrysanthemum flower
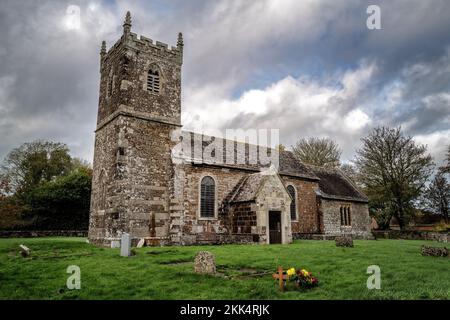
[287,268,296,276]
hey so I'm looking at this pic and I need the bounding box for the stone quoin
[88,12,372,247]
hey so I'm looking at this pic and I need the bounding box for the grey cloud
[0,0,449,165]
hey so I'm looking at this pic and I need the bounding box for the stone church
[88,12,372,247]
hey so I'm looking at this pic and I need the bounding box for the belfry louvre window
[200,176,215,218]
[147,69,160,93]
[287,185,297,220]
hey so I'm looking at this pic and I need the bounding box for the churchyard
[0,237,448,300]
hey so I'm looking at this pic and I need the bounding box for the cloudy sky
[0,0,449,166]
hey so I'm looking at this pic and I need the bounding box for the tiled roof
[229,173,266,203]
[308,166,368,202]
[178,131,368,202]
[279,151,317,179]
[179,131,319,180]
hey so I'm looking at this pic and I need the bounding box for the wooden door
[269,211,282,244]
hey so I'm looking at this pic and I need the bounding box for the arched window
[340,207,344,225]
[287,185,297,220]
[147,65,161,93]
[200,176,215,218]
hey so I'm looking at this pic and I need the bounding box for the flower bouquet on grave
[273,267,319,291]
[292,268,319,289]
[284,267,319,290]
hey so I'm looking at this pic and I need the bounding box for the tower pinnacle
[177,32,184,48]
[123,11,132,35]
[100,41,106,56]
[177,32,184,63]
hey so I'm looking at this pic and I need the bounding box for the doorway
[269,211,282,244]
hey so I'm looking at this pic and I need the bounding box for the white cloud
[183,62,376,160]
[414,129,450,166]
[0,0,449,167]
[344,109,371,131]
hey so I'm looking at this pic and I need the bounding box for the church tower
[88,12,183,246]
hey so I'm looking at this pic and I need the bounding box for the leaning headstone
[335,235,353,247]
[194,251,216,274]
[120,233,131,257]
[19,245,31,257]
[136,238,145,248]
[421,245,448,258]
[110,240,120,248]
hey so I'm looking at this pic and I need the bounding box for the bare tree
[292,137,341,167]
[355,127,434,230]
[441,145,450,173]
[422,171,449,222]
[340,163,360,186]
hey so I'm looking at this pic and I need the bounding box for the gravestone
[335,235,353,247]
[194,251,216,274]
[136,238,145,248]
[111,240,120,248]
[421,245,448,257]
[120,233,131,257]
[19,245,31,257]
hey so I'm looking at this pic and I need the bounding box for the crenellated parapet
[100,12,183,67]
[127,33,183,59]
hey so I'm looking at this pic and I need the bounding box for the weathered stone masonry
[88,12,372,247]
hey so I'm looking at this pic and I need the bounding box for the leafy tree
[275,144,286,152]
[0,196,28,230]
[292,137,342,167]
[0,140,73,194]
[71,157,93,176]
[355,127,434,230]
[24,170,92,230]
[369,206,392,230]
[0,141,92,230]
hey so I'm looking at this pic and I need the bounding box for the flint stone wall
[373,230,449,243]
[321,200,372,239]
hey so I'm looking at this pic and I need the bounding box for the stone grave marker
[136,238,145,248]
[19,245,31,258]
[111,240,120,248]
[421,245,448,257]
[120,233,131,257]
[194,251,216,274]
[335,235,353,247]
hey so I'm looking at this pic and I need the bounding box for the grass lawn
[0,237,448,300]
